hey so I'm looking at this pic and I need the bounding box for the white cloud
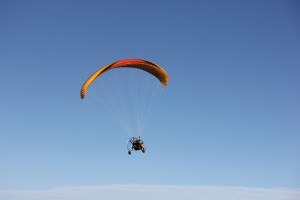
[0,185,299,200]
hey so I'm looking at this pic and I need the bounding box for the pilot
[128,136,146,154]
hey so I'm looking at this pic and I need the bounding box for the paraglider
[80,58,169,155]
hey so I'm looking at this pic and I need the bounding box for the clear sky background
[0,0,300,199]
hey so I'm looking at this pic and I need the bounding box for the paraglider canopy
[80,58,169,99]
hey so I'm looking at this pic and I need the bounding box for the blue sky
[0,0,300,198]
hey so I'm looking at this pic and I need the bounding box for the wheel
[128,150,131,155]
